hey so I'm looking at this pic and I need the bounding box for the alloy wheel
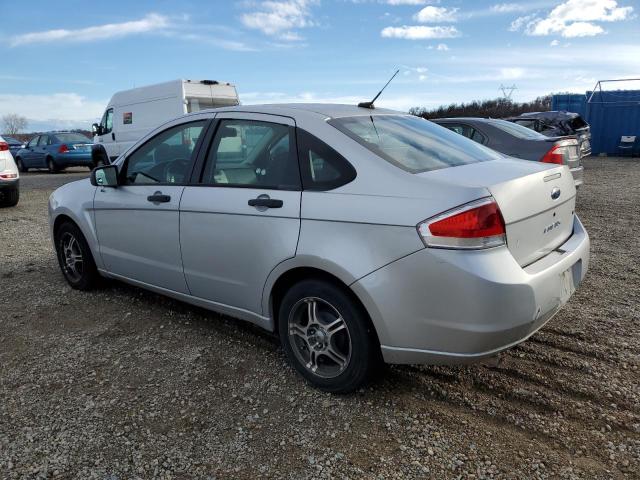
[60,232,84,283]
[287,297,352,379]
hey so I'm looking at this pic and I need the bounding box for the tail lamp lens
[0,142,9,151]
[541,145,564,164]
[58,144,69,154]
[417,198,506,249]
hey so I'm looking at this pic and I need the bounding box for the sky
[0,0,639,132]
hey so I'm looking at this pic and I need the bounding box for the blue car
[15,132,94,173]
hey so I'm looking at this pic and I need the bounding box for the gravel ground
[1,158,638,479]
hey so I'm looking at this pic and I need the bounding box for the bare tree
[1,114,28,135]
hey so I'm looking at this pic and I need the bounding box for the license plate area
[560,259,582,304]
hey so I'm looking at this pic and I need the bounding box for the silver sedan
[48,104,590,393]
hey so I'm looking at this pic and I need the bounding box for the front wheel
[278,279,380,393]
[54,221,99,290]
[16,157,28,173]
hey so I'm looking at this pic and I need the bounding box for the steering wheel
[164,159,191,183]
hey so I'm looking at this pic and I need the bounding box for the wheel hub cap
[287,297,352,379]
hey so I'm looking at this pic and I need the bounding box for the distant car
[432,118,584,188]
[49,104,590,393]
[505,111,591,158]
[15,132,94,173]
[0,135,20,207]
[2,136,23,157]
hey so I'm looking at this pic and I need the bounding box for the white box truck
[92,79,239,163]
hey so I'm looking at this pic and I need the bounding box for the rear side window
[490,119,547,139]
[296,129,356,190]
[201,119,300,190]
[330,115,501,174]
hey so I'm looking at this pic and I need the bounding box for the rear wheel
[15,157,28,173]
[0,188,19,207]
[278,279,379,393]
[54,221,99,290]
[93,151,108,169]
[47,157,59,174]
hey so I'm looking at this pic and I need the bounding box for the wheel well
[269,267,381,346]
[53,214,75,237]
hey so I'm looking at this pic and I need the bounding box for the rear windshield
[490,119,547,139]
[329,115,501,173]
[55,133,91,143]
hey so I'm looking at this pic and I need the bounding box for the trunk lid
[423,158,576,266]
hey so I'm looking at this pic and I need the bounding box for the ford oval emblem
[551,187,561,200]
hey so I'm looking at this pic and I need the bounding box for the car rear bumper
[0,178,19,191]
[570,165,584,187]
[56,152,93,167]
[351,215,590,365]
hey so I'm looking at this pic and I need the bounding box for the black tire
[54,221,99,290]
[47,157,58,174]
[15,157,28,173]
[93,151,108,168]
[278,279,380,393]
[0,188,19,207]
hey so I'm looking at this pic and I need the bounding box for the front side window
[122,121,206,185]
[38,135,50,146]
[296,129,356,190]
[27,137,40,148]
[330,115,501,174]
[101,108,114,134]
[201,119,300,190]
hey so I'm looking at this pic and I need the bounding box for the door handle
[112,132,115,141]
[248,197,283,208]
[147,193,171,203]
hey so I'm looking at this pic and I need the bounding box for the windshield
[55,133,91,143]
[330,115,501,173]
[490,119,547,139]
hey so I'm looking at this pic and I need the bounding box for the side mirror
[91,165,119,187]
[92,123,102,136]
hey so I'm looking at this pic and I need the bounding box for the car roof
[196,103,402,119]
[432,117,503,124]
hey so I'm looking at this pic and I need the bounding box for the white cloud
[381,25,460,39]
[510,0,633,38]
[385,0,439,5]
[419,75,427,81]
[0,93,107,130]
[490,3,527,13]
[10,13,169,47]
[550,39,560,46]
[436,42,449,50]
[414,6,458,23]
[240,0,317,40]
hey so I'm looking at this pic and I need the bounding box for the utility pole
[499,84,517,101]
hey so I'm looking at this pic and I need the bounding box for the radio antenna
[358,69,400,109]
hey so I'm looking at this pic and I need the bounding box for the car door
[22,136,39,166]
[93,119,209,293]
[97,108,118,159]
[180,113,301,316]
[35,135,50,166]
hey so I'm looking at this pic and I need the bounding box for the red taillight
[541,145,564,164]
[58,144,69,154]
[0,142,9,151]
[417,198,506,249]
[0,173,18,179]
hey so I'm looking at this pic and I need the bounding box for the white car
[0,135,20,207]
